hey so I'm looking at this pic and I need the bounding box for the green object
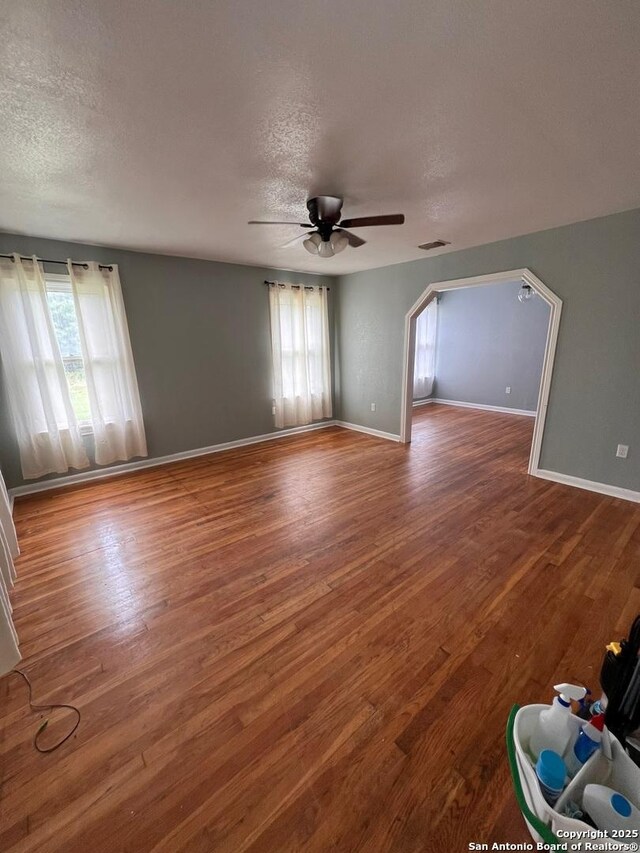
[506,705,560,847]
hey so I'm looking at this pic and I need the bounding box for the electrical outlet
[370,402,376,412]
[271,405,276,415]
[505,386,511,394]
[616,444,629,459]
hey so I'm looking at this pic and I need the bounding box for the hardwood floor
[2,404,639,852]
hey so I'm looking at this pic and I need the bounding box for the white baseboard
[429,398,537,417]
[8,420,338,499]
[334,421,401,442]
[534,469,640,504]
[412,398,434,408]
[8,419,637,511]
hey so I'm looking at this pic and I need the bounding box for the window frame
[45,272,94,435]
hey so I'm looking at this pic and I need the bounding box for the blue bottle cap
[611,793,632,818]
[536,750,566,791]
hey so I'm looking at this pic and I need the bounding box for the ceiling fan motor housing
[307,196,344,240]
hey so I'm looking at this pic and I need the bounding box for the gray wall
[426,281,550,412]
[336,208,640,491]
[0,233,335,489]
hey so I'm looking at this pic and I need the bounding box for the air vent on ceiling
[418,239,450,251]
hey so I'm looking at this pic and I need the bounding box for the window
[45,275,92,430]
[268,283,332,428]
[413,299,438,399]
[0,256,146,479]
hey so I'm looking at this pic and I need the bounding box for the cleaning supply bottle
[534,750,567,806]
[563,713,605,778]
[590,693,608,716]
[583,785,640,834]
[530,683,587,759]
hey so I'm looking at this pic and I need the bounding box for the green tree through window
[46,287,91,424]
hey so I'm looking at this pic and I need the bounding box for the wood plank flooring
[2,404,639,852]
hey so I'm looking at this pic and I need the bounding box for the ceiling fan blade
[248,220,312,227]
[336,228,366,248]
[338,214,405,228]
[280,231,313,248]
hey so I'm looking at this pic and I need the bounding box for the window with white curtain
[66,261,147,467]
[268,283,332,428]
[413,299,438,399]
[46,275,92,430]
[0,256,89,479]
[0,255,147,479]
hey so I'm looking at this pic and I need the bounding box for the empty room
[1,2,639,852]
[409,277,551,488]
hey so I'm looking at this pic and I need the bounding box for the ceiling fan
[248,196,405,257]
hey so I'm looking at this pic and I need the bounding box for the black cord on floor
[11,668,81,753]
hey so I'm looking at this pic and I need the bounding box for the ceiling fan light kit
[304,230,349,258]
[318,239,334,258]
[303,232,322,254]
[250,196,405,258]
[518,283,535,302]
[331,232,348,254]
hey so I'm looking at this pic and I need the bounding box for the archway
[400,268,562,476]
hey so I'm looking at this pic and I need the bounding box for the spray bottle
[530,683,587,760]
[563,713,605,778]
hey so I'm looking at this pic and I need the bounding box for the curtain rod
[263,279,330,291]
[0,253,113,271]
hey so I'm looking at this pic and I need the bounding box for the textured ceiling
[1,0,639,274]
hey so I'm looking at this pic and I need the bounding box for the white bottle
[583,785,640,835]
[529,683,587,760]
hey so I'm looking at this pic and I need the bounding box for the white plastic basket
[507,704,640,852]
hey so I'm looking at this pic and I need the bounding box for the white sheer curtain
[0,255,89,479]
[413,299,438,399]
[269,283,332,428]
[0,468,20,675]
[67,262,147,465]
